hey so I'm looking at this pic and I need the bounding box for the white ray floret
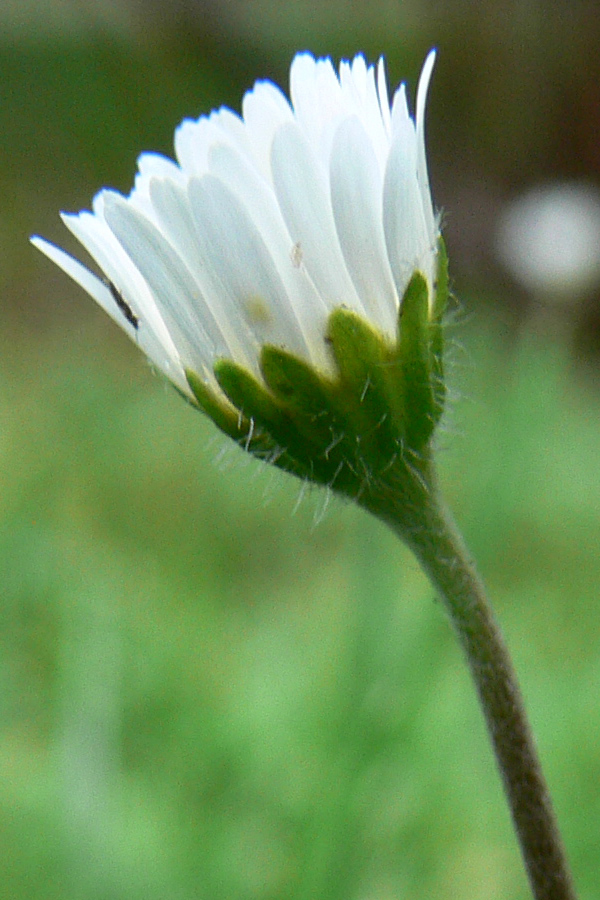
[32,49,439,399]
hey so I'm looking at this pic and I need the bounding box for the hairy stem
[364,460,577,900]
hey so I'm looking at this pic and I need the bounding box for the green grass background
[2,21,600,900]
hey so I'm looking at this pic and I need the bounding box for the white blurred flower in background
[496,181,600,306]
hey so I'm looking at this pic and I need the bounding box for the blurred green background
[2,2,600,898]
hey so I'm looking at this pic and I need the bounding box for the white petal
[241,80,294,182]
[377,57,392,138]
[330,116,398,335]
[390,82,411,135]
[271,121,364,315]
[174,117,217,176]
[339,56,388,173]
[188,173,311,359]
[148,175,261,366]
[102,191,233,374]
[136,152,184,183]
[211,107,248,146]
[416,51,436,145]
[207,141,331,368]
[31,235,134,330]
[64,205,174,348]
[415,49,437,246]
[148,177,201,278]
[30,235,190,395]
[128,152,186,219]
[61,205,186,368]
[174,107,246,176]
[383,129,431,300]
[290,54,345,165]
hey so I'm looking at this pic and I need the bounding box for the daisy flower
[32,51,445,493]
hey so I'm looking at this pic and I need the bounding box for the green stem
[363,457,577,900]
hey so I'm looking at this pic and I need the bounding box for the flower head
[32,51,448,501]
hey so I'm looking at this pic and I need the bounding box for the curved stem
[363,460,577,900]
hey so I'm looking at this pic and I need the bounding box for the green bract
[186,241,448,501]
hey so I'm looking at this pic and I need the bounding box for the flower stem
[364,459,577,900]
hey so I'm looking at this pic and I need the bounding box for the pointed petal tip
[417,50,437,125]
[31,234,62,263]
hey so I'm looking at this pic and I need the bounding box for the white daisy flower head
[32,50,448,500]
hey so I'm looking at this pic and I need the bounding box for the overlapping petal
[32,49,439,398]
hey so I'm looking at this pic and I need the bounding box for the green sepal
[214,359,283,432]
[260,345,336,417]
[214,358,339,486]
[259,345,368,494]
[326,308,404,466]
[186,368,244,441]
[186,366,309,480]
[260,345,351,457]
[396,272,437,448]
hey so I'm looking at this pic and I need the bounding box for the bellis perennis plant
[33,51,445,503]
[32,52,577,900]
